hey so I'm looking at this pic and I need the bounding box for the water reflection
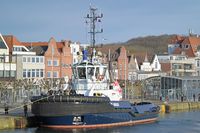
[1,111,200,133]
[35,127,122,133]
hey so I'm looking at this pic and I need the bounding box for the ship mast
[85,5,103,63]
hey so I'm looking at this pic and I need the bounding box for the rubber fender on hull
[31,95,110,103]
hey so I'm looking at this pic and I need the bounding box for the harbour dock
[1,101,200,130]
[160,101,200,113]
[0,116,27,130]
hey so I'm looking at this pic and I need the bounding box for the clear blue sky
[1,0,200,44]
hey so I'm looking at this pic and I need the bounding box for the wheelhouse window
[95,67,106,80]
[95,67,99,79]
[78,67,86,79]
[87,67,94,79]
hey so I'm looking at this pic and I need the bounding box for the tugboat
[31,6,160,129]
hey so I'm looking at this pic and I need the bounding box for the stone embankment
[160,101,200,113]
[0,116,27,130]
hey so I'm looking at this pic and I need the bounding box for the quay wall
[160,102,200,113]
[0,116,27,130]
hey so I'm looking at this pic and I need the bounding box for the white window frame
[27,69,31,77]
[40,69,44,77]
[47,71,51,78]
[53,71,58,78]
[23,57,26,63]
[53,60,59,66]
[27,57,31,63]
[23,69,27,78]
[40,57,44,63]
[32,69,35,77]
[32,57,35,63]
[47,60,52,66]
[36,69,40,77]
[36,57,40,63]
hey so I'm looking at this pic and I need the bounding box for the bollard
[160,105,165,113]
[165,104,171,113]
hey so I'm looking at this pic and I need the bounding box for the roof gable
[172,35,200,57]
[134,52,154,65]
[0,34,8,49]
[45,37,60,56]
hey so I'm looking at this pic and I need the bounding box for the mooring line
[0,95,53,115]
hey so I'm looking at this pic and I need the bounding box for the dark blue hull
[37,112,158,128]
[31,96,160,129]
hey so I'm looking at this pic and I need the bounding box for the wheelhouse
[72,62,108,81]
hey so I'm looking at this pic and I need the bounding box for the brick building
[44,37,72,79]
[117,46,128,80]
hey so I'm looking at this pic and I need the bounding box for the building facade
[44,38,72,79]
[70,42,81,64]
[17,55,45,79]
[0,34,16,80]
[117,46,128,80]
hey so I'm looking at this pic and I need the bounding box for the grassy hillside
[104,34,176,55]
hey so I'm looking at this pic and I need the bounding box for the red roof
[172,35,200,57]
[3,35,21,53]
[2,35,72,54]
[21,42,48,46]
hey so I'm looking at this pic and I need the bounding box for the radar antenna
[85,5,103,63]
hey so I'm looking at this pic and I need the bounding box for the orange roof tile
[188,36,200,53]
[3,35,21,53]
[173,46,195,57]
[172,35,200,57]
[21,42,48,46]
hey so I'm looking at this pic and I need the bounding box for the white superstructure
[71,50,122,101]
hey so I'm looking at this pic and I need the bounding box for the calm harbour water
[1,110,200,133]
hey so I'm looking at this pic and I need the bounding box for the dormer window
[181,51,185,55]
[13,46,29,52]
